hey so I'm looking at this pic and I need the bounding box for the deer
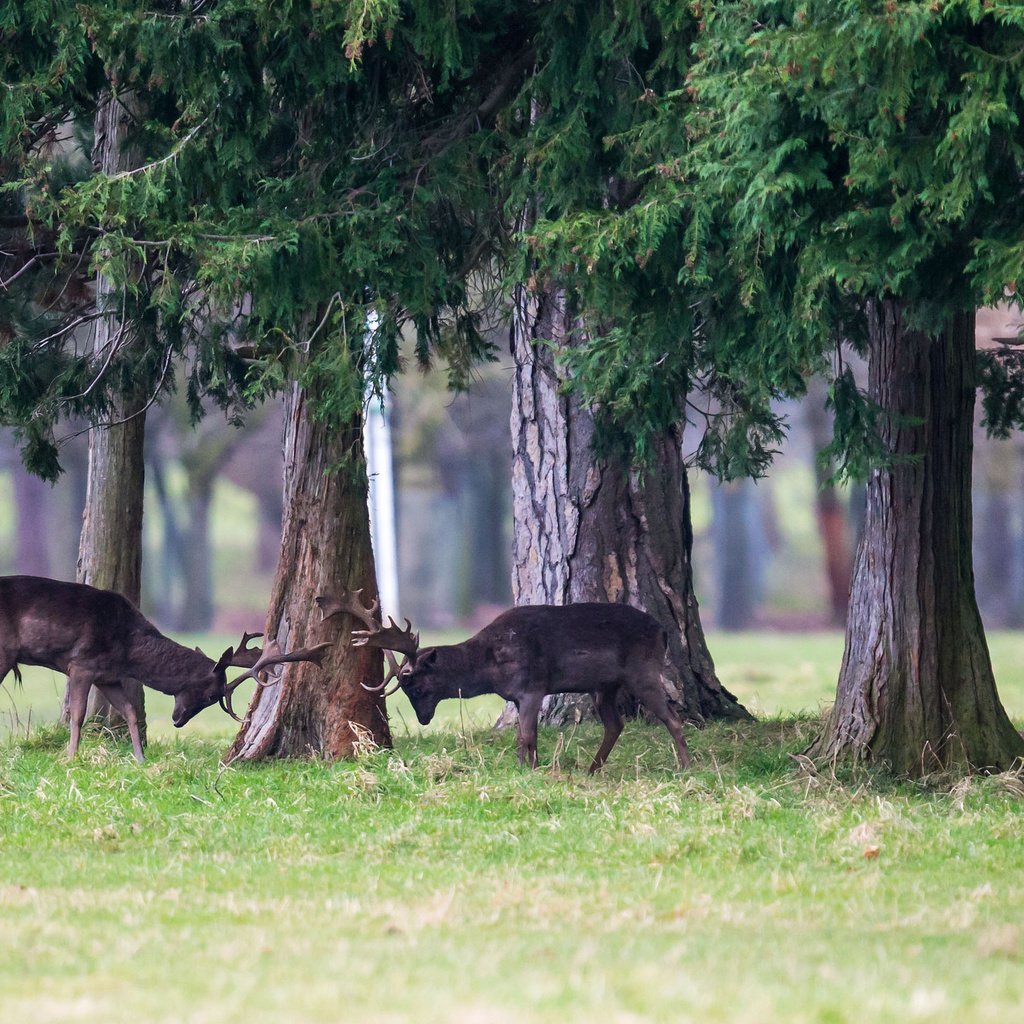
[0,575,331,762]
[317,590,692,773]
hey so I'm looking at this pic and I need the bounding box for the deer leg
[65,672,91,759]
[631,675,692,770]
[516,692,543,769]
[95,683,145,763]
[588,689,625,774]
[0,652,17,685]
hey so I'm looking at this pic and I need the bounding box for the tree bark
[66,88,148,742]
[224,380,392,761]
[809,300,1024,776]
[500,285,748,729]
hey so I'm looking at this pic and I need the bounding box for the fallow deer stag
[0,575,331,761]
[318,590,691,773]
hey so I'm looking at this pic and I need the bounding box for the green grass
[2,631,1024,1024]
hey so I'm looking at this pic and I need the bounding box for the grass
[2,631,1024,1024]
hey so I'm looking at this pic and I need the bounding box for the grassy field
[2,631,1023,1024]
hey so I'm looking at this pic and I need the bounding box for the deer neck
[126,630,214,694]
[433,642,496,699]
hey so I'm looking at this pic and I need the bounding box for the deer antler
[227,631,264,668]
[221,640,333,721]
[316,589,419,696]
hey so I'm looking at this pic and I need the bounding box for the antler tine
[222,640,333,719]
[351,617,419,660]
[228,630,265,668]
[361,650,405,695]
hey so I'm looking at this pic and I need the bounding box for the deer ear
[423,649,438,666]
[214,647,235,673]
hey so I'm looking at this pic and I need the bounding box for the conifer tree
[535,1,1024,775]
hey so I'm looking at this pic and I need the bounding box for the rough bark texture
[67,89,148,741]
[500,285,748,729]
[810,300,1024,776]
[224,382,392,761]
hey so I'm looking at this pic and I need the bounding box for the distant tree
[803,375,853,626]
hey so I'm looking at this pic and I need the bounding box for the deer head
[171,631,333,728]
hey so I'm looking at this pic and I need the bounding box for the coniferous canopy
[1,0,537,477]
[522,0,1024,475]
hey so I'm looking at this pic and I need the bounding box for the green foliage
[1,0,533,475]
[512,0,1024,474]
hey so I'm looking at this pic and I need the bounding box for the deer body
[0,575,329,761]
[329,595,692,773]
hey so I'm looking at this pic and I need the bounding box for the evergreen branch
[0,253,57,290]
[107,118,208,182]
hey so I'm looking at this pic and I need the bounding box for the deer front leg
[65,672,92,759]
[95,683,146,763]
[588,688,625,774]
[516,692,544,769]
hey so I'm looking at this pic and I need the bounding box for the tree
[536,1,1024,775]
[505,284,746,726]
[500,4,748,728]
[73,87,150,741]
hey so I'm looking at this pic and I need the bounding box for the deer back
[0,575,153,675]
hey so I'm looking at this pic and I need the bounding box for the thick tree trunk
[809,300,1024,776]
[224,381,392,761]
[500,285,748,729]
[65,88,148,742]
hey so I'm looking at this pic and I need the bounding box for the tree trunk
[13,466,52,577]
[500,285,748,729]
[809,300,1024,776]
[74,402,148,739]
[711,479,759,630]
[224,380,392,761]
[65,88,148,742]
[804,375,854,626]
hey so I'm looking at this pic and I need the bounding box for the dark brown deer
[318,590,691,773]
[0,575,331,761]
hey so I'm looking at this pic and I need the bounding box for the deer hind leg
[65,672,92,759]
[628,674,692,770]
[0,651,19,685]
[588,688,625,774]
[516,692,544,768]
[94,683,145,763]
